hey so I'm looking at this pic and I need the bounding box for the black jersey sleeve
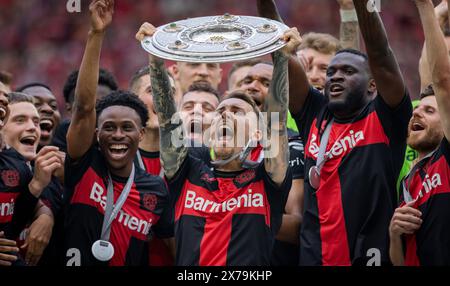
[259,163,292,235]
[288,138,305,180]
[374,92,412,177]
[441,137,450,165]
[40,177,64,216]
[4,186,38,239]
[292,87,326,143]
[64,145,97,204]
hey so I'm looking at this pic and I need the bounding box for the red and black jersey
[63,146,172,266]
[134,148,174,266]
[135,149,162,177]
[169,155,292,266]
[295,87,412,266]
[401,139,450,266]
[0,148,37,239]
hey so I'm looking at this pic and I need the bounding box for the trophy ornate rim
[141,14,289,63]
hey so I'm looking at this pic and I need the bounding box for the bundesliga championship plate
[141,14,289,63]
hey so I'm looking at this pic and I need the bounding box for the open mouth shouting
[410,120,426,133]
[0,104,8,127]
[217,124,235,145]
[329,83,345,98]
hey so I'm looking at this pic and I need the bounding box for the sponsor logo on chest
[89,182,153,235]
[308,129,365,160]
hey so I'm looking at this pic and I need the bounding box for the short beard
[407,132,443,154]
[327,87,368,119]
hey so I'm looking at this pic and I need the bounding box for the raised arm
[353,0,406,108]
[416,0,450,142]
[136,23,187,179]
[67,0,114,160]
[419,0,448,91]
[264,29,300,185]
[257,0,310,115]
[338,0,361,50]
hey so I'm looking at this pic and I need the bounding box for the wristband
[340,9,358,23]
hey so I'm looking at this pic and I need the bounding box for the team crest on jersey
[1,170,20,187]
[200,173,217,183]
[234,169,256,185]
[143,194,157,212]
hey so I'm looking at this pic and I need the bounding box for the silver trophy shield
[141,14,289,63]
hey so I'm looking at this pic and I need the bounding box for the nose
[112,128,125,139]
[39,102,54,116]
[26,118,38,132]
[412,106,424,118]
[330,70,344,82]
[309,66,321,83]
[196,64,209,77]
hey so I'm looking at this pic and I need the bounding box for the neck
[139,128,160,152]
[215,157,244,173]
[109,162,133,178]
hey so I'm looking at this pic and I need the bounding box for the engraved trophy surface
[141,14,289,63]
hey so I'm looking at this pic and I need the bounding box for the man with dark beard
[281,0,412,265]
[389,0,450,266]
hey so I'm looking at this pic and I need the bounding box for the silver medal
[309,166,321,190]
[92,240,115,262]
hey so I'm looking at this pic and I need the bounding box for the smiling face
[2,102,41,161]
[325,52,373,118]
[240,63,273,110]
[173,62,222,94]
[179,90,219,143]
[97,106,144,175]
[407,96,443,154]
[0,82,9,128]
[22,86,61,147]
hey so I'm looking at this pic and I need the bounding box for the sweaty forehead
[247,63,273,79]
[23,86,55,99]
[182,91,219,106]
[419,96,437,108]
[9,102,39,118]
[329,52,368,70]
[217,98,253,112]
[98,105,141,126]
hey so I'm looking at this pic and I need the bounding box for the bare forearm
[353,0,389,56]
[340,21,360,50]
[257,0,283,23]
[389,236,404,266]
[148,56,187,178]
[419,42,432,91]
[418,1,450,86]
[73,31,104,114]
[275,214,301,244]
[417,0,450,140]
[353,0,405,107]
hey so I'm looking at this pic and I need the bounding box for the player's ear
[139,127,145,142]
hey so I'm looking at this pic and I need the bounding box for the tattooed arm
[338,0,360,50]
[353,0,406,108]
[136,23,187,179]
[264,29,300,185]
[257,0,310,115]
